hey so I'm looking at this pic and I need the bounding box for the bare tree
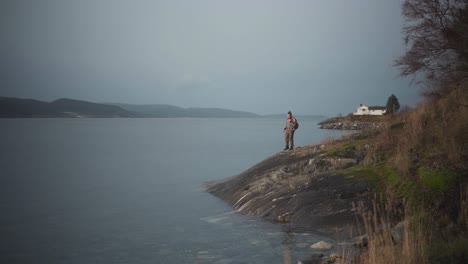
[396,0,468,96]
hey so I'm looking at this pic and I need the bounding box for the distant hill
[103,103,185,117]
[0,97,138,118]
[185,107,259,118]
[108,103,260,118]
[262,114,328,120]
[0,96,324,119]
[109,103,326,119]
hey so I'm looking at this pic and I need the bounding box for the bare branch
[397,0,468,96]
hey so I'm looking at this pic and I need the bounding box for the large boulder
[310,241,333,250]
[391,220,408,243]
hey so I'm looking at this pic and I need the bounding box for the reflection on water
[199,211,334,264]
[282,231,293,264]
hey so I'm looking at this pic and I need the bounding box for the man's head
[287,111,292,118]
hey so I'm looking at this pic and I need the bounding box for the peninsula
[207,87,467,262]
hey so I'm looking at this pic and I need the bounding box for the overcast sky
[0,0,419,115]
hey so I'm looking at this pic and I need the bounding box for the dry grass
[340,87,468,263]
[459,184,468,232]
[337,185,468,264]
[370,87,468,175]
[320,133,344,146]
[402,88,466,173]
[339,201,429,264]
[315,87,468,263]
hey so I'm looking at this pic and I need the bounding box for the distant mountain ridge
[0,97,260,118]
[110,103,327,119]
[0,97,137,118]
[107,103,260,118]
[261,114,327,120]
[0,96,325,119]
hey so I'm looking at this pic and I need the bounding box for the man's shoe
[289,147,294,150]
[283,147,289,151]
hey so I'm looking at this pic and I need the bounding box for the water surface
[0,118,348,263]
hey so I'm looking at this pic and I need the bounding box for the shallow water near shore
[0,118,350,263]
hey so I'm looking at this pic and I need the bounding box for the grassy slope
[323,88,468,263]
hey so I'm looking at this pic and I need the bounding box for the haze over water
[0,118,348,263]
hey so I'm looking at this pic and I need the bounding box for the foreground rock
[391,220,408,243]
[206,135,374,234]
[310,241,334,250]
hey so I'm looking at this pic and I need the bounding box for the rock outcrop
[310,241,334,250]
[318,115,385,130]
[319,122,381,130]
[206,138,374,234]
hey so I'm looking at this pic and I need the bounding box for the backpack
[294,118,299,130]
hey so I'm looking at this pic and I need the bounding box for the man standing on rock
[283,111,297,150]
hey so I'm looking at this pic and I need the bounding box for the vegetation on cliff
[351,90,468,263]
[385,94,401,114]
[345,0,468,262]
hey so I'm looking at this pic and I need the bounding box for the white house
[353,104,386,115]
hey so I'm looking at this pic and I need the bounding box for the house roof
[368,106,386,110]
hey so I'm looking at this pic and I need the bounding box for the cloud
[0,0,419,114]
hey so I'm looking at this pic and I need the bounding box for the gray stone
[298,253,323,264]
[352,235,368,248]
[354,181,369,192]
[310,241,333,250]
[391,220,408,243]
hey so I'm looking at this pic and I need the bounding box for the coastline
[206,132,375,236]
[206,99,468,263]
[318,115,385,130]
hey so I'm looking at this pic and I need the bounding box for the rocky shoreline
[318,115,385,130]
[205,133,374,236]
[205,130,424,263]
[319,121,382,130]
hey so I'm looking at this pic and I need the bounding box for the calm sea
[0,118,348,264]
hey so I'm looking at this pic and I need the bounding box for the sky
[0,0,419,116]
